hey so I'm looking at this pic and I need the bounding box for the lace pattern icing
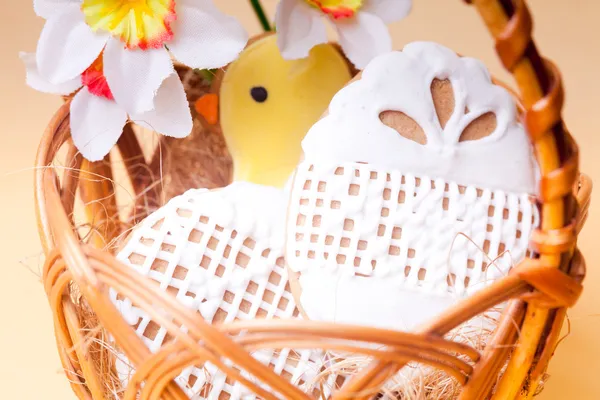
[113,185,342,399]
[286,161,539,329]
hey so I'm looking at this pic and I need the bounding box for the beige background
[1,0,598,398]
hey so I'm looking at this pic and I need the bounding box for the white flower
[33,0,248,114]
[275,0,411,69]
[21,52,192,162]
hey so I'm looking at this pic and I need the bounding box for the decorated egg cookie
[285,42,539,331]
[114,183,342,398]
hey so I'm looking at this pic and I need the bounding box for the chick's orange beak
[194,93,219,125]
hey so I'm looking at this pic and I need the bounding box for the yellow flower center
[81,0,176,49]
[305,0,362,19]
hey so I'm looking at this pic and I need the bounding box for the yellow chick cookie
[200,34,353,187]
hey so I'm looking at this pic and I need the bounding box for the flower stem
[250,0,272,32]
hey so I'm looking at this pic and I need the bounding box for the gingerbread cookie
[285,42,539,331]
[114,183,341,398]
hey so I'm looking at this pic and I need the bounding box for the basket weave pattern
[35,0,591,399]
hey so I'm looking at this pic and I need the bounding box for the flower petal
[362,0,412,24]
[130,74,192,138]
[334,12,391,69]
[20,52,81,95]
[275,0,328,60]
[168,0,248,69]
[70,88,128,161]
[103,39,173,114]
[34,0,80,19]
[36,5,108,84]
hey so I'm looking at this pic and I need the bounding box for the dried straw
[130,65,232,223]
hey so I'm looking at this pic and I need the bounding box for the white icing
[287,161,538,331]
[298,269,455,331]
[113,182,340,399]
[302,42,537,194]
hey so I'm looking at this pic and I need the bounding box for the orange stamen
[82,56,114,100]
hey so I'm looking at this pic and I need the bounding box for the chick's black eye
[250,86,268,103]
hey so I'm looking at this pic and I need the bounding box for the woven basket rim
[33,1,590,399]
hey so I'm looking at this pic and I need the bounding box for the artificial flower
[33,0,248,114]
[22,52,192,161]
[275,0,411,68]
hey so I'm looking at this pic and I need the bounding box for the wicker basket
[35,0,592,399]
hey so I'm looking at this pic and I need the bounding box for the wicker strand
[472,1,577,398]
